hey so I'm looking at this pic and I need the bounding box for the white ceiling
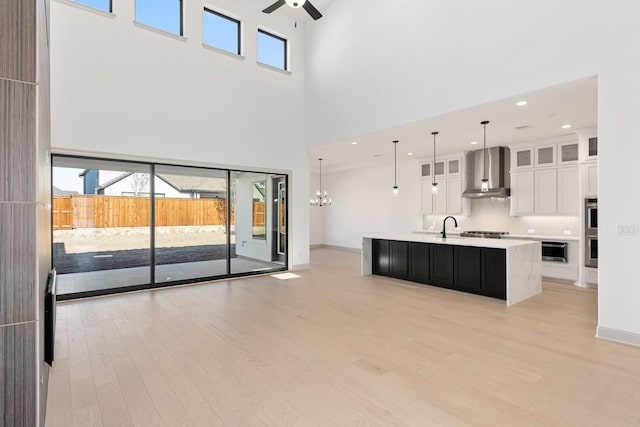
[310,77,598,173]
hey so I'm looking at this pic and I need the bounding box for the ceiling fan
[262,0,323,21]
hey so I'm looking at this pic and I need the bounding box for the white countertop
[363,234,539,249]
[412,230,579,242]
[507,234,579,242]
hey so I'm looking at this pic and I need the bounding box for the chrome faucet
[441,216,458,239]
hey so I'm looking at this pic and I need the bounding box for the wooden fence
[52,195,243,229]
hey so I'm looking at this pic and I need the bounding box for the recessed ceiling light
[471,141,478,145]
[351,141,358,145]
[562,124,572,129]
[407,152,413,156]
[516,101,528,107]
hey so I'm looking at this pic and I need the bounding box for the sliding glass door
[153,165,229,284]
[52,157,152,297]
[52,155,288,299]
[230,172,288,275]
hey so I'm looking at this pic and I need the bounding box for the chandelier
[310,158,331,206]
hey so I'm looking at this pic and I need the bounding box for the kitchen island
[362,234,541,306]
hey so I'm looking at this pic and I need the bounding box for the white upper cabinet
[575,127,598,162]
[535,145,556,167]
[558,142,579,164]
[509,137,581,216]
[510,171,535,215]
[420,181,434,213]
[557,167,580,214]
[420,162,432,180]
[513,148,534,169]
[432,178,447,214]
[447,158,461,176]
[534,169,558,213]
[587,136,598,159]
[418,153,469,216]
[584,163,598,196]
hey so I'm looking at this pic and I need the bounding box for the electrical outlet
[563,230,572,235]
[527,229,535,234]
[617,224,639,236]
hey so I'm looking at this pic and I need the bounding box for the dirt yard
[54,225,234,253]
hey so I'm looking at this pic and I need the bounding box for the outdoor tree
[130,173,149,196]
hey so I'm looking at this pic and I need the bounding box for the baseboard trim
[596,325,640,348]
[291,263,310,271]
[310,244,361,253]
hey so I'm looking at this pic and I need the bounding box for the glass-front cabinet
[420,162,432,179]
[559,142,579,164]
[509,137,582,216]
[535,145,556,167]
[588,137,598,158]
[419,153,469,216]
[513,148,533,169]
[447,158,461,175]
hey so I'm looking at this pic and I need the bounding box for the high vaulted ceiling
[310,76,598,173]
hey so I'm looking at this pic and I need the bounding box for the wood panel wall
[0,1,50,425]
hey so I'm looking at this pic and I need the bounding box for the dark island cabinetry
[372,239,390,274]
[408,242,430,283]
[372,239,506,300]
[454,246,482,292]
[430,244,455,287]
[482,248,507,299]
[372,240,410,279]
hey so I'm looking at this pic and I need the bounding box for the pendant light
[310,158,331,206]
[431,131,439,194]
[480,121,490,192]
[392,140,399,196]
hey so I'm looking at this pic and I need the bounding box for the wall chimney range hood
[462,146,511,198]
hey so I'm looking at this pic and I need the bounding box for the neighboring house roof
[93,171,226,195]
[52,185,79,196]
[95,172,133,191]
[156,173,226,194]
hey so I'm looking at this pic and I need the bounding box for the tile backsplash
[422,198,580,237]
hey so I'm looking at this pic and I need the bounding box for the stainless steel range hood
[462,146,511,198]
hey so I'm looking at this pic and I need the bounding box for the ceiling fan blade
[262,0,286,14]
[302,1,323,20]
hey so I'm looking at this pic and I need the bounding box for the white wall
[599,30,640,342]
[305,1,640,341]
[51,0,310,268]
[319,161,422,249]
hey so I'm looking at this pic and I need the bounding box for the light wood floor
[45,248,640,427]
